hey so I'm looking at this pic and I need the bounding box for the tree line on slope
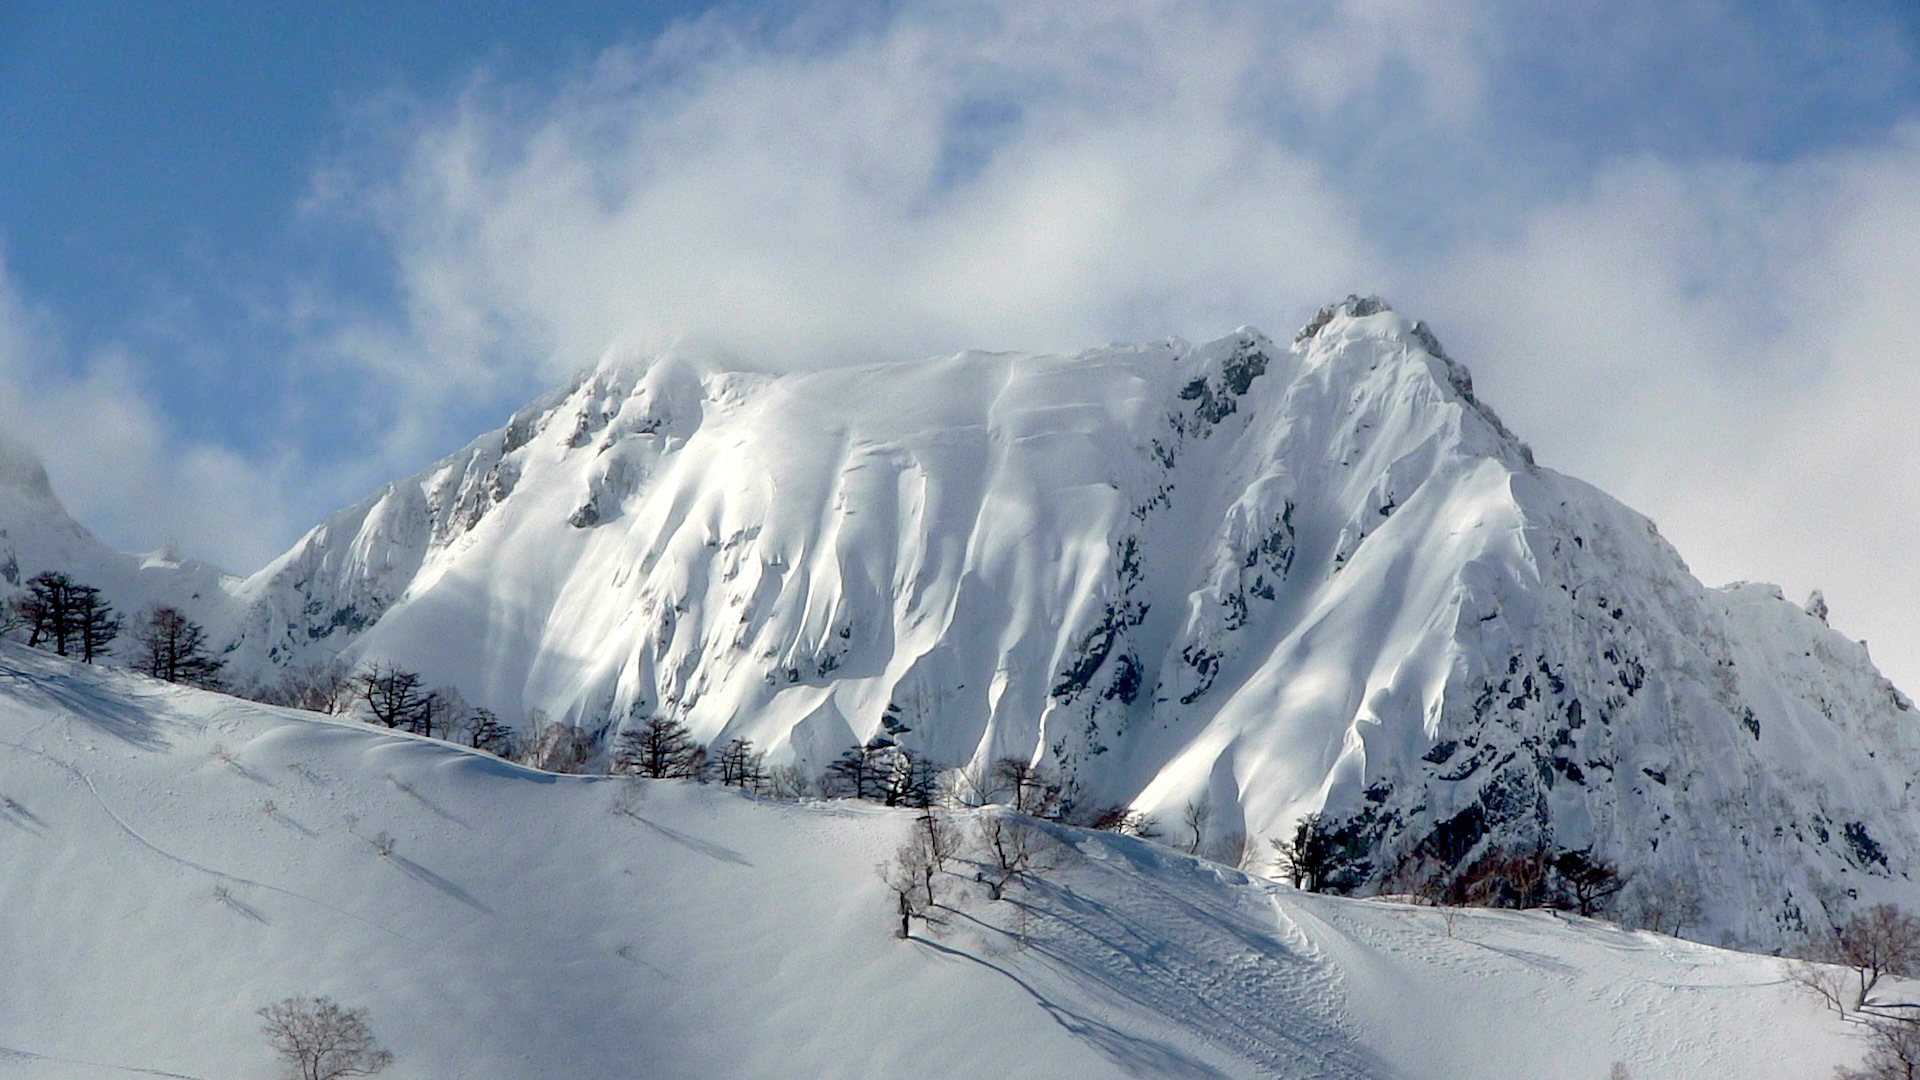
[4,570,227,687]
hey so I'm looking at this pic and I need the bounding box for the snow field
[0,644,1865,1079]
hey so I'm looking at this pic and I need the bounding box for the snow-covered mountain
[0,644,1869,1078]
[0,430,238,637]
[2,297,1914,947]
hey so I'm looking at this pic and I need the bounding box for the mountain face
[0,430,236,636]
[2,297,1914,946]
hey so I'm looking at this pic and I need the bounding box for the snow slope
[0,644,1870,1079]
[1,297,1914,948]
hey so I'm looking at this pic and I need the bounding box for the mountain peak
[0,429,57,504]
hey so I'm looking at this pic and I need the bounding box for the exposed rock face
[6,296,1915,945]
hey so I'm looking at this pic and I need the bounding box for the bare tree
[876,747,939,808]
[1450,844,1556,909]
[1837,1017,1920,1080]
[14,571,77,655]
[977,813,1069,901]
[714,737,768,789]
[1204,829,1255,870]
[1621,874,1705,938]
[767,762,816,800]
[883,816,955,938]
[946,761,1002,808]
[1181,800,1212,855]
[1791,905,1920,1017]
[1272,813,1334,891]
[517,711,598,774]
[458,707,516,757]
[994,757,1062,817]
[254,660,356,714]
[1553,850,1628,917]
[13,573,120,662]
[355,664,431,732]
[257,997,392,1080]
[612,715,707,779]
[134,606,225,688]
[826,743,881,800]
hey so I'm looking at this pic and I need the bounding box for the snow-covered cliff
[4,297,1913,946]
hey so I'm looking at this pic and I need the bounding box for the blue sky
[1,0,1918,688]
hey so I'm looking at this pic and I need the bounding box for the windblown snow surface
[0,644,1872,1078]
[2,298,1915,950]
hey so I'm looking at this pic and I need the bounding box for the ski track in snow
[0,644,1868,1077]
[0,730,418,946]
[2,300,1915,951]
[0,1043,207,1080]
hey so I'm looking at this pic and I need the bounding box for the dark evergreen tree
[15,571,79,655]
[74,586,119,663]
[825,744,879,799]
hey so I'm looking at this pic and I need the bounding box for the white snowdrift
[0,644,1869,1079]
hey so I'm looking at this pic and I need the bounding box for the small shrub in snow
[257,996,392,1080]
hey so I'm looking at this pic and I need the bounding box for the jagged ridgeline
[1,296,1914,947]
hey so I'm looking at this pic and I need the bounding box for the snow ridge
[0,297,1913,947]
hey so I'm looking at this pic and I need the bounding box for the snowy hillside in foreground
[0,644,1870,1079]
[1,297,1915,948]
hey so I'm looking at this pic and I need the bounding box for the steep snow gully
[1,296,1914,951]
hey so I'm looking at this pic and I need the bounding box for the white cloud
[282,0,1920,690]
[1417,132,1920,691]
[4,0,1917,693]
[0,260,305,573]
[320,1,1388,385]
